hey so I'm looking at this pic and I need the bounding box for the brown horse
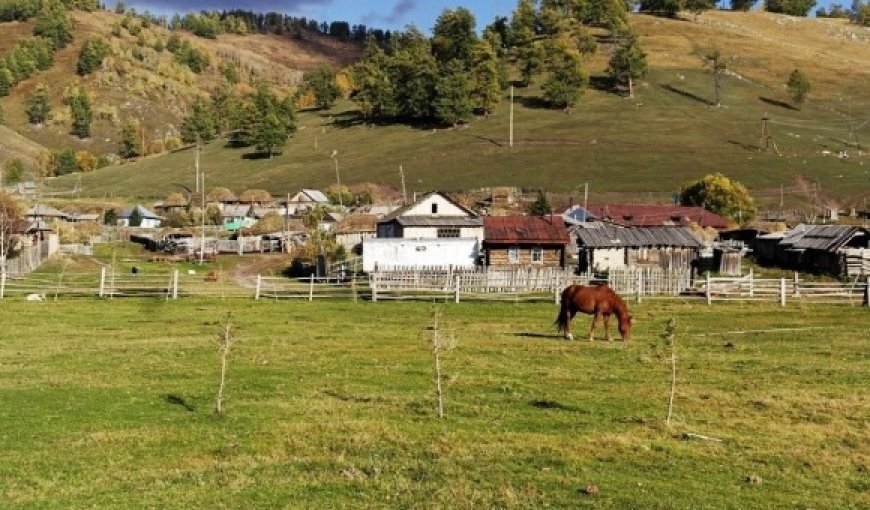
[555,284,633,341]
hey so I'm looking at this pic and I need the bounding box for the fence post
[98,266,106,298]
[172,269,179,299]
[255,274,261,300]
[636,271,643,304]
[705,272,712,306]
[0,267,5,300]
[371,274,378,302]
[309,273,315,302]
[454,273,460,303]
[793,271,800,297]
[780,278,786,307]
[864,277,869,307]
[748,268,754,298]
[351,275,357,303]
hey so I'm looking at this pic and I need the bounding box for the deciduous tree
[607,31,647,98]
[786,68,811,110]
[25,83,52,124]
[679,173,755,223]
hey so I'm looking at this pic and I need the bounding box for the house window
[431,203,439,214]
[532,247,544,263]
[437,227,460,238]
[508,247,520,263]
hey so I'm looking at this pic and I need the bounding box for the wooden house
[582,204,732,230]
[335,214,377,255]
[285,189,330,214]
[758,224,870,277]
[575,226,703,272]
[483,215,570,268]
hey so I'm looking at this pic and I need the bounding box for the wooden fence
[703,272,870,306]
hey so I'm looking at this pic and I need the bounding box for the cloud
[361,0,417,26]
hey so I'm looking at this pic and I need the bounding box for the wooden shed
[483,215,570,268]
[575,226,703,272]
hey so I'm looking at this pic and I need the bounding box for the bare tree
[705,49,727,107]
[215,313,234,414]
[661,318,678,425]
[427,307,458,419]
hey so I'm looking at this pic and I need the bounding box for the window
[508,247,520,263]
[431,203,439,214]
[532,247,544,263]
[437,227,460,238]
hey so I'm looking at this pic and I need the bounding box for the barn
[483,216,570,268]
[575,226,703,272]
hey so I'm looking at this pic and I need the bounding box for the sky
[124,0,844,34]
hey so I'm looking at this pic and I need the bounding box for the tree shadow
[727,140,761,151]
[512,332,562,340]
[241,152,277,160]
[660,84,713,106]
[589,75,621,95]
[518,96,559,110]
[530,400,586,413]
[164,393,195,411]
[758,96,797,110]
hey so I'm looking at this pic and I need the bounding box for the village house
[575,225,704,272]
[26,204,68,225]
[568,204,732,230]
[285,189,330,214]
[221,205,257,231]
[483,215,570,268]
[335,214,377,255]
[116,205,162,229]
[364,192,483,271]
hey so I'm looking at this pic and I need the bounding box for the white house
[365,192,483,270]
[116,205,162,229]
[286,189,330,214]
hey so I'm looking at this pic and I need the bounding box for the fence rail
[1,266,868,306]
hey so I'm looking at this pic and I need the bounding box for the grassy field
[0,298,867,508]
[44,12,870,209]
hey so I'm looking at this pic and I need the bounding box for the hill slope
[50,12,870,209]
[0,10,361,167]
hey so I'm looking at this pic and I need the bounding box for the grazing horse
[555,284,632,341]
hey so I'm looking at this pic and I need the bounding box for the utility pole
[199,169,206,265]
[509,85,514,148]
[399,165,407,205]
[285,192,290,254]
[331,150,342,208]
[194,138,201,193]
[582,182,589,222]
[760,113,780,155]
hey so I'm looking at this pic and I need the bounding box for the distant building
[756,224,869,277]
[483,216,570,268]
[116,205,162,229]
[286,189,330,214]
[572,204,731,230]
[575,226,704,272]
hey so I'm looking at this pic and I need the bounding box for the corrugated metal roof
[484,215,569,245]
[585,204,731,229]
[575,226,703,248]
[789,225,868,251]
[118,205,161,220]
[26,204,67,218]
[395,216,483,227]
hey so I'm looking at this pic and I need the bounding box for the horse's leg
[566,310,576,340]
[604,314,612,341]
[588,313,600,341]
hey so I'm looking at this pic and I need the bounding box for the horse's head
[618,314,633,341]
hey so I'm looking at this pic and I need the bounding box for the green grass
[0,298,867,508]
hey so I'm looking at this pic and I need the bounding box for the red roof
[484,215,570,245]
[587,204,731,229]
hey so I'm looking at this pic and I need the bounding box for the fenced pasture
[0,299,867,508]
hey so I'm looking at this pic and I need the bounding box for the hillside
[0,10,361,167]
[42,11,870,210]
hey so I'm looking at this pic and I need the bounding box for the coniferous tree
[34,0,74,49]
[607,31,648,98]
[470,41,502,117]
[435,60,473,126]
[786,68,811,110]
[300,65,341,110]
[528,190,552,216]
[25,83,52,124]
[67,88,93,138]
[118,120,142,159]
[180,97,217,143]
[431,7,477,66]
[542,41,588,113]
[253,112,286,157]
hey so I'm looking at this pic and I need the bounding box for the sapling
[661,318,677,425]
[215,312,233,414]
[427,307,457,419]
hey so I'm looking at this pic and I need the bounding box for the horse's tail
[555,287,572,333]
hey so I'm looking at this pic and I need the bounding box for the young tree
[435,60,474,126]
[118,120,143,159]
[0,191,24,260]
[639,0,683,17]
[34,0,74,49]
[542,41,588,113]
[253,112,287,158]
[52,149,78,176]
[3,158,25,184]
[679,173,756,223]
[528,190,552,216]
[764,0,817,15]
[67,88,93,138]
[128,206,142,227]
[77,37,110,75]
[705,49,726,107]
[25,84,52,124]
[300,65,341,110]
[607,31,648,98]
[786,68,811,110]
[180,97,217,143]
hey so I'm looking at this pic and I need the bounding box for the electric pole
[760,113,780,155]
[582,182,589,222]
[399,165,407,205]
[509,85,514,148]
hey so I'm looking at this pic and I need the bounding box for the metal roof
[26,204,67,218]
[484,215,569,245]
[788,225,868,251]
[575,226,703,248]
[394,216,483,227]
[118,205,161,220]
[584,204,732,229]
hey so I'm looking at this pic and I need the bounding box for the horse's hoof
[566,334,573,341]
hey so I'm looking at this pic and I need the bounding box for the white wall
[401,226,484,243]
[591,248,626,270]
[404,194,469,217]
[363,238,479,272]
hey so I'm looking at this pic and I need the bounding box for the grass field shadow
[661,84,714,106]
[759,96,796,110]
[165,393,195,411]
[513,332,562,341]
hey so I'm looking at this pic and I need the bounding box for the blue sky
[123,0,843,33]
